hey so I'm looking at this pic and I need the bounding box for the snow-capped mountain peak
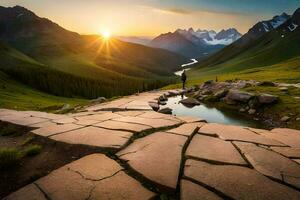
[174,28,241,45]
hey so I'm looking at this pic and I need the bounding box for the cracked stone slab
[93,120,152,132]
[66,154,123,180]
[74,119,100,126]
[86,98,133,111]
[117,132,187,190]
[32,123,83,137]
[0,115,49,127]
[256,128,300,148]
[234,142,300,189]
[180,179,222,200]
[113,116,181,128]
[199,123,285,146]
[22,111,65,120]
[50,126,133,149]
[186,134,247,165]
[75,112,122,122]
[124,100,153,110]
[3,184,47,200]
[30,121,57,128]
[270,147,300,158]
[184,159,300,200]
[137,111,181,122]
[175,115,206,123]
[294,159,300,165]
[166,122,205,137]
[115,111,145,117]
[52,117,77,124]
[91,171,155,200]
[7,154,155,200]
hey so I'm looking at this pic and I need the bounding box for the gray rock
[91,97,106,103]
[279,87,288,92]
[61,104,71,110]
[296,118,300,121]
[149,102,159,111]
[214,89,228,99]
[226,90,254,103]
[158,107,172,115]
[248,109,256,115]
[281,116,291,122]
[258,81,276,87]
[159,94,168,102]
[201,89,213,95]
[179,97,201,106]
[248,97,261,109]
[239,108,246,112]
[258,94,278,104]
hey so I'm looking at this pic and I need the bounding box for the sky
[1,0,299,36]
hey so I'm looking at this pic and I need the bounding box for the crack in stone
[85,185,96,200]
[67,167,123,182]
[117,143,153,157]
[182,177,235,200]
[33,182,52,200]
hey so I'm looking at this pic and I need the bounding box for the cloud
[157,8,191,15]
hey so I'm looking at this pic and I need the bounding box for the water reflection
[164,96,262,128]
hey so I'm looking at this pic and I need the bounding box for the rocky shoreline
[153,80,300,130]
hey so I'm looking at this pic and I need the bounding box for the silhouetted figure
[216,76,218,82]
[181,70,187,89]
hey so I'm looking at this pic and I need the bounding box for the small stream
[163,95,263,128]
[174,59,198,76]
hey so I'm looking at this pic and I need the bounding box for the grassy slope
[0,71,87,111]
[183,28,300,83]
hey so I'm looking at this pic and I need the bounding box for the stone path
[1,90,300,199]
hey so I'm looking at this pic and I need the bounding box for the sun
[101,30,111,40]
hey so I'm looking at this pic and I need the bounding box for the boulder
[214,89,228,99]
[258,81,276,87]
[159,94,168,102]
[258,94,278,104]
[201,89,213,95]
[281,116,291,122]
[279,87,288,92]
[179,98,201,107]
[149,102,159,111]
[158,107,172,115]
[248,97,261,109]
[248,109,256,115]
[90,97,106,103]
[226,90,254,103]
[239,108,246,112]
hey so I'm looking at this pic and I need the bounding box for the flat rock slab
[175,115,205,123]
[270,147,300,158]
[117,132,187,190]
[52,117,77,124]
[113,116,180,128]
[115,111,145,117]
[85,98,133,111]
[94,120,152,132]
[199,123,285,146]
[184,159,300,200]
[6,154,155,200]
[32,123,83,137]
[167,122,205,137]
[180,179,222,200]
[186,134,247,165]
[137,111,181,122]
[234,142,300,189]
[257,128,300,148]
[3,184,47,200]
[76,112,122,122]
[50,126,133,149]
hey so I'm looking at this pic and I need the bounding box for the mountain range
[190,8,300,83]
[149,28,241,59]
[0,6,187,99]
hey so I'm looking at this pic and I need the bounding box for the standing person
[181,70,187,89]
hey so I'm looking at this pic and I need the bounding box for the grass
[0,148,22,169]
[23,145,42,156]
[0,71,88,112]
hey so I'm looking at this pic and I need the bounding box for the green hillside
[187,26,300,84]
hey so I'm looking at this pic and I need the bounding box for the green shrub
[0,148,22,168]
[23,145,42,156]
